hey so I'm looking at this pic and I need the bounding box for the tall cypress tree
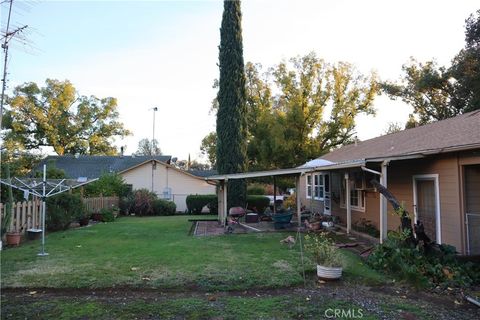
[216,0,247,209]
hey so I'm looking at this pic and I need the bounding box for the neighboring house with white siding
[36,155,216,212]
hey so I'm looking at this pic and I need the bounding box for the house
[36,155,217,212]
[206,111,479,255]
[298,110,480,255]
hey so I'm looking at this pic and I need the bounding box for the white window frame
[314,173,325,200]
[340,178,365,212]
[412,174,441,244]
[306,174,312,199]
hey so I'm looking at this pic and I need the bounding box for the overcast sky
[2,0,478,161]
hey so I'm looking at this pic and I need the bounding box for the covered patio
[204,161,391,243]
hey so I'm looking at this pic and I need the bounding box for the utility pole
[1,0,28,179]
[151,107,158,193]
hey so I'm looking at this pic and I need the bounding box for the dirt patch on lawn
[2,284,479,319]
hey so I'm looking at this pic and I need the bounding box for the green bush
[246,195,270,214]
[367,230,480,288]
[152,199,176,216]
[129,189,157,216]
[247,184,266,195]
[46,193,84,231]
[100,208,115,222]
[186,194,217,214]
[84,173,131,197]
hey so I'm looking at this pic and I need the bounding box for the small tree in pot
[304,232,343,280]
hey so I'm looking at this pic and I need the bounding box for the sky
[2,0,479,162]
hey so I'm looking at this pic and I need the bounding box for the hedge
[186,194,217,214]
[246,195,270,214]
[186,194,270,214]
[153,199,177,216]
[46,193,84,231]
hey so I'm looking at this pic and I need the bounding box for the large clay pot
[317,265,343,280]
[6,232,22,246]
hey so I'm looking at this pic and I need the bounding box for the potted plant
[304,232,343,280]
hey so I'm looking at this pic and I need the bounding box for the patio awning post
[223,179,228,227]
[379,161,389,243]
[295,175,301,228]
[345,172,351,234]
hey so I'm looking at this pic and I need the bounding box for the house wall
[120,161,216,212]
[300,150,480,254]
[299,173,324,214]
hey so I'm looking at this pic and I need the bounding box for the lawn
[1,216,383,290]
[3,216,477,319]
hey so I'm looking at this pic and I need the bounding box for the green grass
[1,216,385,290]
[1,295,379,320]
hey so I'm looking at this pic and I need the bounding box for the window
[340,178,365,210]
[306,175,312,198]
[314,174,324,200]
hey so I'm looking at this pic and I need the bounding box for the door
[465,165,480,255]
[413,175,441,243]
[324,173,331,215]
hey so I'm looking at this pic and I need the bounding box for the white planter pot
[317,264,342,280]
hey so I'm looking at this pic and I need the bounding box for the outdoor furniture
[245,213,259,223]
[225,207,246,233]
[272,212,293,229]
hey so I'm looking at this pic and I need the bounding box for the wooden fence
[0,196,119,234]
[83,196,119,214]
[0,199,42,233]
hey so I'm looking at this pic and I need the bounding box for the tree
[381,58,457,125]
[135,138,162,156]
[383,10,480,125]
[383,122,403,135]
[200,132,217,168]
[205,53,378,170]
[450,10,480,113]
[216,0,248,208]
[3,79,131,155]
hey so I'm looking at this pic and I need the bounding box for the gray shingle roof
[319,110,480,163]
[35,155,172,179]
[187,169,218,178]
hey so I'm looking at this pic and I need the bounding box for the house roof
[319,110,480,163]
[187,169,218,178]
[36,155,172,179]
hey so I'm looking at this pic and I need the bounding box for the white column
[380,161,389,243]
[345,172,351,234]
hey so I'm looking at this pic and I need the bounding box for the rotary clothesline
[0,165,97,256]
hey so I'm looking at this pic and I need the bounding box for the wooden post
[379,161,389,243]
[223,179,228,227]
[27,200,32,229]
[21,201,27,233]
[345,172,351,234]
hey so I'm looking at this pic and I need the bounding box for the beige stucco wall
[120,161,216,212]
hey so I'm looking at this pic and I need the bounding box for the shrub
[152,199,176,216]
[130,189,157,216]
[246,195,270,214]
[84,173,131,197]
[186,194,217,214]
[367,230,480,288]
[100,208,115,222]
[46,193,84,231]
[282,195,296,209]
[353,218,380,238]
[247,183,266,195]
